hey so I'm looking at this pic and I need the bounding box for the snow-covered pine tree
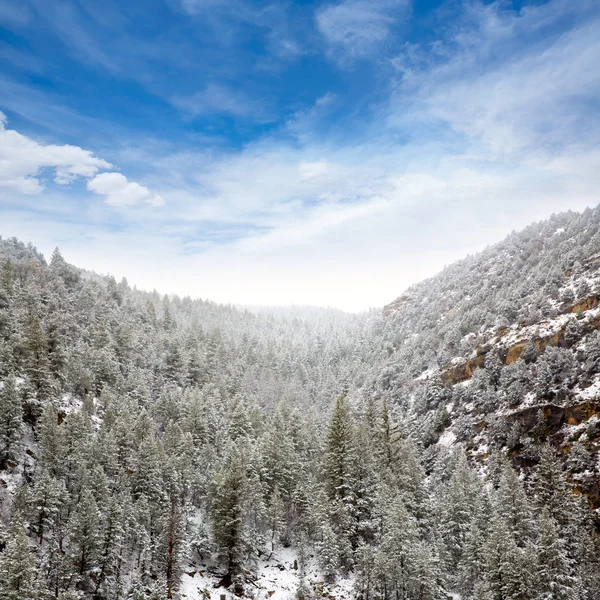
[0,517,41,600]
[0,375,23,466]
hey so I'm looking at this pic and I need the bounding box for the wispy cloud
[175,0,245,16]
[28,0,121,72]
[392,0,600,159]
[172,83,270,120]
[0,0,32,26]
[316,0,411,63]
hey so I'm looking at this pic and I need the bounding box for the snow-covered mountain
[1,204,600,600]
[376,205,600,509]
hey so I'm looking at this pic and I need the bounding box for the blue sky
[0,0,599,310]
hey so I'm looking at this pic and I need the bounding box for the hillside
[377,206,600,509]
[1,206,600,600]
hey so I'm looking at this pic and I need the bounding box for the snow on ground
[59,393,83,415]
[180,547,354,600]
[415,367,437,381]
[576,377,600,402]
[497,312,573,351]
[521,391,537,408]
[438,429,457,448]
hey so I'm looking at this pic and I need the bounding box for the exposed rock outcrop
[382,294,411,317]
[441,293,600,383]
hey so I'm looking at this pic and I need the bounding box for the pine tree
[0,258,14,297]
[354,542,377,600]
[533,445,571,523]
[325,395,355,503]
[496,462,534,547]
[38,403,65,477]
[458,491,491,599]
[323,395,358,560]
[439,452,479,571]
[267,487,285,555]
[317,522,341,583]
[374,493,419,600]
[0,375,23,465]
[410,540,444,600]
[29,470,67,545]
[377,398,402,474]
[25,315,52,399]
[95,494,126,596]
[537,508,578,600]
[0,519,40,600]
[210,445,252,579]
[68,489,102,580]
[161,493,188,599]
[483,514,533,600]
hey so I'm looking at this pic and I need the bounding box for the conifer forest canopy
[2,206,600,599]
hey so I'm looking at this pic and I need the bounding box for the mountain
[377,205,600,506]
[1,205,600,600]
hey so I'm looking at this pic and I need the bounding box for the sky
[0,0,599,311]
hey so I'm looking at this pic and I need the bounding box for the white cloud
[87,172,165,208]
[0,112,165,209]
[299,161,329,179]
[0,111,112,194]
[317,0,410,61]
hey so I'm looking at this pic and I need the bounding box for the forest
[2,205,600,600]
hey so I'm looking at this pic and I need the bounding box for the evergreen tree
[458,491,491,599]
[374,493,419,600]
[68,489,102,581]
[536,508,577,600]
[439,452,479,571]
[95,494,126,597]
[317,522,340,583]
[495,462,534,547]
[24,315,52,399]
[483,514,533,600]
[323,395,358,561]
[210,445,259,579]
[0,519,40,600]
[0,375,23,465]
[29,470,67,545]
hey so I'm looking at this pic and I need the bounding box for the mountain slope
[376,205,600,508]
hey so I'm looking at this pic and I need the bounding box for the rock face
[504,341,528,365]
[441,351,487,385]
[440,294,600,383]
[382,294,411,317]
[572,294,599,313]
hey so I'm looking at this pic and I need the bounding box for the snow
[438,429,457,448]
[576,377,600,401]
[521,391,537,408]
[415,368,437,381]
[497,312,573,351]
[180,547,354,600]
[59,393,83,415]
